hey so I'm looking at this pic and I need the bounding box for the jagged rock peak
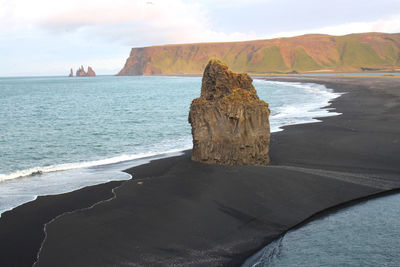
[189,58,271,166]
[76,65,86,76]
[87,66,96,76]
[75,65,96,77]
[200,58,257,100]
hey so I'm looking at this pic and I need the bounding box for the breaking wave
[0,147,190,182]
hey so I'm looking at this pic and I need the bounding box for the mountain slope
[118,32,400,75]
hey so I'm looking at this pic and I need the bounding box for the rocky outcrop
[87,66,96,76]
[188,58,270,165]
[75,66,96,77]
[76,66,86,76]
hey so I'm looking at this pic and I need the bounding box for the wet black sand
[1,77,399,266]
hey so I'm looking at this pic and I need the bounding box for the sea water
[0,76,341,216]
[244,192,400,267]
[303,72,400,76]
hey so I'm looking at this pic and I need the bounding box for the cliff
[189,58,270,165]
[118,32,400,75]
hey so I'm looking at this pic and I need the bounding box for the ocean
[244,192,400,267]
[0,76,341,216]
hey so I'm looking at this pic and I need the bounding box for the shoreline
[0,76,399,266]
[243,186,400,266]
[0,78,338,218]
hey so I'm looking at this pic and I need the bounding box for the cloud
[39,0,261,45]
[2,0,399,47]
[1,0,399,76]
[0,0,259,46]
[265,15,400,39]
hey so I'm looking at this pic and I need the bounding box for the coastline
[0,76,337,215]
[0,76,399,266]
[0,180,124,266]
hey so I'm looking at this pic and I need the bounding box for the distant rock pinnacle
[74,66,96,77]
[87,66,96,76]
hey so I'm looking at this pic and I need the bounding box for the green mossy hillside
[118,32,400,75]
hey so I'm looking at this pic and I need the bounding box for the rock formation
[188,58,271,165]
[75,66,96,77]
[87,66,96,76]
[76,66,86,76]
[69,68,73,77]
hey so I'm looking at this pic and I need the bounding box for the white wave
[0,146,191,182]
[255,79,343,98]
[255,79,343,132]
[0,148,191,217]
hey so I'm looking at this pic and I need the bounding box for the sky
[1,0,400,76]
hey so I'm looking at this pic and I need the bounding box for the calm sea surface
[244,192,400,267]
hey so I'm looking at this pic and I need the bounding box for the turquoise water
[1,76,196,175]
[244,192,400,267]
[0,76,341,215]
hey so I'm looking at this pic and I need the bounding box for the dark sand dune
[0,77,399,266]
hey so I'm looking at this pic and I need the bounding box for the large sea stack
[189,58,270,165]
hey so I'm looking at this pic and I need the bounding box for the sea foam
[0,148,190,182]
[254,80,343,132]
[0,149,187,217]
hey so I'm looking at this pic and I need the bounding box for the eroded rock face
[87,66,96,76]
[75,66,96,77]
[189,58,270,165]
[76,65,86,76]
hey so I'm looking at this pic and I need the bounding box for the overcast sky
[1,0,400,76]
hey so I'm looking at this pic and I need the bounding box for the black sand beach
[1,77,399,266]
